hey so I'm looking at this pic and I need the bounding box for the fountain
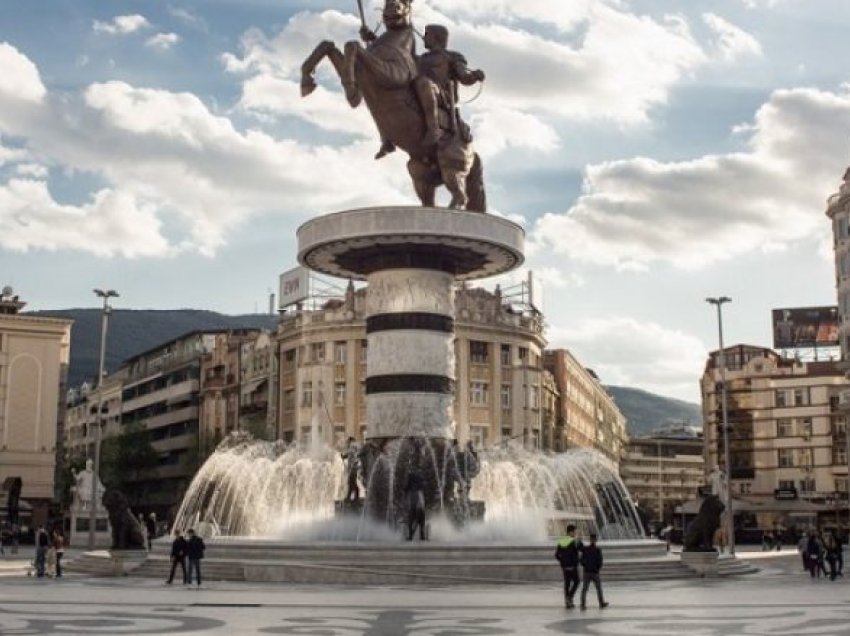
[154,3,675,585]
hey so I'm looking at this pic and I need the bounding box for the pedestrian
[807,532,824,578]
[405,463,427,541]
[138,513,148,548]
[185,528,205,588]
[145,513,157,551]
[825,533,839,581]
[835,531,844,576]
[166,530,188,585]
[52,528,64,578]
[798,533,809,571]
[555,524,583,609]
[341,437,361,504]
[579,533,609,610]
[34,526,49,577]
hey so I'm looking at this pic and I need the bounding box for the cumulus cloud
[0,43,46,104]
[146,33,181,50]
[93,14,150,35]
[548,317,707,401]
[0,43,416,257]
[703,13,762,61]
[533,86,850,270]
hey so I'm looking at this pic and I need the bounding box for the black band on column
[366,313,454,334]
[366,374,455,395]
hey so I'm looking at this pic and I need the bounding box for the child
[579,533,609,610]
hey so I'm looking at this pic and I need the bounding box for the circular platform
[297,207,525,281]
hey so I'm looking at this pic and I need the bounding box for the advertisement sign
[772,306,839,349]
[279,267,309,308]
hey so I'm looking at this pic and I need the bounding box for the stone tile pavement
[0,551,847,635]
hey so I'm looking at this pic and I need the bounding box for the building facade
[701,345,849,530]
[544,349,627,463]
[0,288,72,526]
[620,430,704,527]
[827,168,850,360]
[276,285,556,450]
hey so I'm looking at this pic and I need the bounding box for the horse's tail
[466,153,487,213]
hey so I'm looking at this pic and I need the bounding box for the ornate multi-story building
[0,288,72,526]
[276,284,555,450]
[620,429,704,527]
[544,349,627,462]
[65,377,124,461]
[827,168,850,359]
[701,345,849,530]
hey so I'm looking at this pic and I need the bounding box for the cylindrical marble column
[364,268,456,440]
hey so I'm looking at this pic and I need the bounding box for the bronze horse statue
[300,0,486,212]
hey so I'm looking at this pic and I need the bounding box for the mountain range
[32,309,701,437]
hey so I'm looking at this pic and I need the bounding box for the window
[335,382,346,406]
[470,341,489,364]
[518,347,528,362]
[798,418,813,439]
[739,482,752,494]
[500,345,511,366]
[778,448,794,468]
[334,342,347,365]
[794,388,810,406]
[836,478,848,493]
[301,381,313,407]
[833,447,847,465]
[775,390,787,408]
[799,478,816,493]
[529,385,540,409]
[501,384,511,409]
[778,479,795,490]
[311,342,325,362]
[777,418,793,437]
[283,389,295,411]
[470,382,489,406]
[799,448,813,468]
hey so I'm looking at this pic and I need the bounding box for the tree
[99,422,159,506]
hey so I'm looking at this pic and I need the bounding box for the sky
[2,0,849,404]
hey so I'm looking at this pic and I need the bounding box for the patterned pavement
[0,552,847,635]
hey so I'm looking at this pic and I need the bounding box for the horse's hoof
[300,77,317,97]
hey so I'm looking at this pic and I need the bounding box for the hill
[31,309,278,388]
[606,385,702,438]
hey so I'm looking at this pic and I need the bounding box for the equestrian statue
[301,0,487,211]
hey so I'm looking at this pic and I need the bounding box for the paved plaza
[0,552,847,635]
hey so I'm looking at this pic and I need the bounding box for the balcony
[730,467,755,480]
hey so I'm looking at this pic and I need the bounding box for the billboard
[279,267,310,308]
[772,306,839,349]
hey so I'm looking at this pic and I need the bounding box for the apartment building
[620,430,704,526]
[0,288,72,526]
[544,349,627,463]
[701,345,849,529]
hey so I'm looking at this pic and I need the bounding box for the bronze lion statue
[102,489,146,550]
[683,494,725,552]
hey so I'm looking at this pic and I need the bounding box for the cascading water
[173,434,645,542]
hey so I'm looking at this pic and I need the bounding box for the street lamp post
[707,296,735,556]
[89,289,118,549]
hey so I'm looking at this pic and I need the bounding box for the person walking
[145,513,157,551]
[52,528,64,578]
[185,528,205,588]
[555,524,583,609]
[798,533,809,571]
[579,533,609,610]
[835,531,845,577]
[34,526,49,578]
[807,532,825,578]
[166,530,188,585]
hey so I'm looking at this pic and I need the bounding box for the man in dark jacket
[579,533,609,610]
[166,530,188,585]
[555,524,582,608]
[145,514,157,551]
[185,528,206,587]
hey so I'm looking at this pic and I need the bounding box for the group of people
[798,530,844,580]
[165,528,206,587]
[33,526,64,578]
[554,524,609,610]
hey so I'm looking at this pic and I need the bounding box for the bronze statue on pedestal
[301,0,487,211]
